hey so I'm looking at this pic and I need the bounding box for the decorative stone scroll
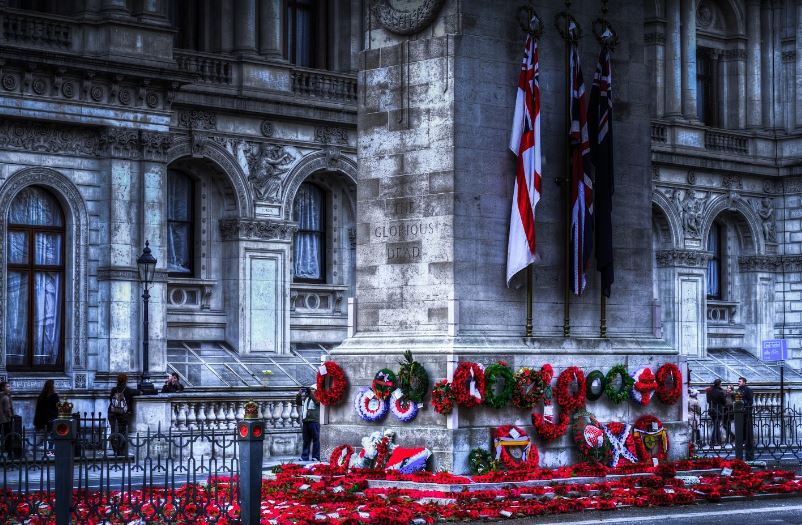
[219,218,297,241]
[372,0,446,35]
[655,250,712,268]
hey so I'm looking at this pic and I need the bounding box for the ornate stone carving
[697,2,713,28]
[74,373,87,390]
[763,179,782,194]
[672,189,705,239]
[260,120,274,137]
[98,128,140,159]
[0,118,98,155]
[178,110,217,130]
[687,170,696,185]
[140,131,173,161]
[325,147,342,167]
[752,197,776,243]
[783,50,797,63]
[219,219,298,241]
[722,174,742,189]
[314,126,348,145]
[372,0,446,35]
[246,143,295,202]
[655,250,712,268]
[644,32,665,45]
[739,255,782,272]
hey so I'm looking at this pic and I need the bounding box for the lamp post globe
[136,241,158,395]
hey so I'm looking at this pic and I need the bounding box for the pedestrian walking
[108,374,137,456]
[0,381,21,458]
[34,380,59,457]
[297,384,320,461]
[738,375,755,460]
[707,379,726,445]
[161,372,185,393]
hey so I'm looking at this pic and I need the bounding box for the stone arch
[652,191,682,248]
[0,167,89,372]
[282,149,357,221]
[167,136,253,218]
[701,194,763,255]
[697,0,744,37]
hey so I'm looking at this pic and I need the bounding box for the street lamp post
[137,241,158,395]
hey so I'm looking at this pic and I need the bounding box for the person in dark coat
[34,380,59,456]
[161,372,185,394]
[108,373,138,456]
[738,376,755,460]
[0,381,17,457]
[707,379,726,445]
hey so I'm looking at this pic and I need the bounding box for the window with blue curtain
[286,0,319,68]
[707,222,722,299]
[6,186,65,370]
[293,183,325,281]
[167,170,194,276]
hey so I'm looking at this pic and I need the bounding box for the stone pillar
[796,3,802,128]
[772,2,784,130]
[746,0,762,128]
[220,2,234,53]
[234,0,258,55]
[646,31,666,117]
[78,0,102,18]
[761,2,773,128]
[99,128,142,375]
[101,0,129,16]
[133,0,168,24]
[140,132,172,377]
[680,0,697,120]
[665,0,682,116]
[258,0,283,58]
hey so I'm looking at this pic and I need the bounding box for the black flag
[588,46,614,297]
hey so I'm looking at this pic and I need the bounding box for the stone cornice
[655,250,712,268]
[219,218,298,241]
[739,255,802,273]
[97,266,169,282]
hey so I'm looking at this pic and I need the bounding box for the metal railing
[1,408,271,525]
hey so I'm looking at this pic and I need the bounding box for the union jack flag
[569,29,594,296]
[506,33,541,286]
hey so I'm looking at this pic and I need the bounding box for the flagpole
[525,266,533,337]
[557,3,575,338]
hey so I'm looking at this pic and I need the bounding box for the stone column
[680,0,697,120]
[796,3,802,128]
[99,128,141,375]
[234,0,258,55]
[140,132,172,377]
[761,2,773,128]
[665,0,682,117]
[78,0,102,18]
[101,0,129,16]
[646,32,666,117]
[220,2,234,53]
[133,0,168,24]
[258,0,283,58]
[746,0,762,128]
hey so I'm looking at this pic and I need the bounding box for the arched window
[707,221,723,299]
[167,170,194,276]
[293,183,325,282]
[6,187,65,370]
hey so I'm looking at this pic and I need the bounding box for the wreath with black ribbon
[371,368,398,401]
[585,370,606,401]
[604,364,633,404]
[398,350,429,403]
[483,362,514,409]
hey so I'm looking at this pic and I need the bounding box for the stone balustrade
[706,300,738,325]
[1,9,73,50]
[704,129,749,154]
[651,122,667,143]
[290,67,357,102]
[170,397,300,431]
[290,283,348,315]
[174,50,233,84]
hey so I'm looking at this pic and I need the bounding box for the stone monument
[321,0,686,473]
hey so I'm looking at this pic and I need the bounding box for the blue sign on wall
[761,339,788,362]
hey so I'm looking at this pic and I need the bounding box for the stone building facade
[0,0,800,466]
[0,0,361,445]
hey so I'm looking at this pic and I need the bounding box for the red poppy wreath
[554,367,586,413]
[452,362,485,409]
[316,361,347,406]
[655,362,682,405]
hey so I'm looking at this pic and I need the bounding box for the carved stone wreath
[372,0,446,35]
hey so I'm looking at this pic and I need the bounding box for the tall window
[707,222,722,299]
[286,0,319,68]
[6,187,65,370]
[167,171,194,276]
[697,48,717,126]
[293,183,325,282]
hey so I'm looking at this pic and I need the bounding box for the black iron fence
[692,402,802,463]
[0,407,266,525]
